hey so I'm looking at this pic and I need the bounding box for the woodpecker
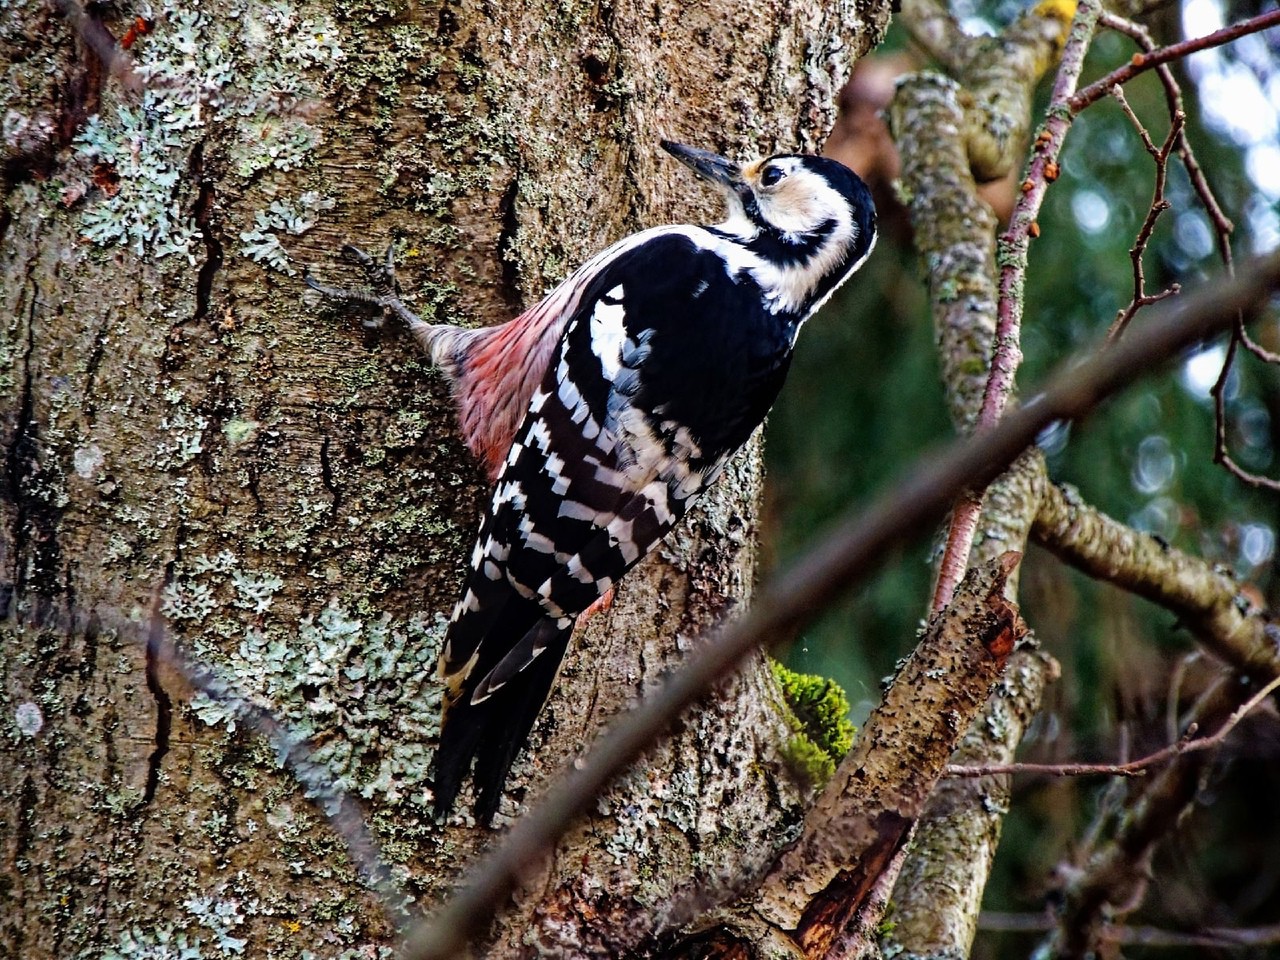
[307,141,877,822]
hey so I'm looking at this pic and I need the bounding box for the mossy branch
[1033,482,1280,677]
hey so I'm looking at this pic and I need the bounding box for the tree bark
[0,0,890,956]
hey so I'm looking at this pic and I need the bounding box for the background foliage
[765,0,1280,952]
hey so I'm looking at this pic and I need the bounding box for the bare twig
[981,912,1280,947]
[1069,9,1280,112]
[1166,651,1201,744]
[930,0,1103,612]
[945,674,1280,779]
[1105,85,1183,341]
[1097,12,1237,247]
[1212,330,1280,491]
[1093,10,1280,489]
[1045,676,1263,958]
[399,254,1280,960]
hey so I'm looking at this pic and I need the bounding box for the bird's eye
[760,165,785,187]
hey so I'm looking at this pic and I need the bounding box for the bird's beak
[660,140,743,189]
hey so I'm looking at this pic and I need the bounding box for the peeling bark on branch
[670,556,1028,959]
[890,648,1059,953]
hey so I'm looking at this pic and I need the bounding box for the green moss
[771,661,856,787]
[778,735,837,788]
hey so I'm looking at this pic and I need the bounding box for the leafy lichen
[69,2,345,265]
[187,599,446,808]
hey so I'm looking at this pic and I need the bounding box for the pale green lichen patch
[69,2,345,265]
[188,601,445,808]
[221,418,260,447]
[770,661,856,787]
[94,890,395,960]
[240,193,336,275]
[96,893,245,960]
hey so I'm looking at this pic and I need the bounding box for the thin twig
[980,912,1280,947]
[1046,674,1271,957]
[945,674,1280,779]
[1213,329,1280,490]
[1208,332,1280,490]
[398,253,1280,960]
[930,0,1102,612]
[53,0,144,94]
[1070,9,1280,112]
[1093,11,1280,491]
[1105,85,1183,341]
[1166,651,1201,744]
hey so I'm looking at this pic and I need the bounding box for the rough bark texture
[0,0,891,957]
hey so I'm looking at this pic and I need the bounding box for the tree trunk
[0,0,889,956]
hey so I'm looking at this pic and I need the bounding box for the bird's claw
[305,243,419,330]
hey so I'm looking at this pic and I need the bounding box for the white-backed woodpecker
[307,140,877,823]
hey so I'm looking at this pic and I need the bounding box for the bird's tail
[432,617,573,824]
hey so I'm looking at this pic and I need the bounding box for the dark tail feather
[432,618,572,824]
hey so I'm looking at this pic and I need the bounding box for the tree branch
[898,0,971,74]
[884,647,1059,954]
[750,554,1026,957]
[398,252,1280,960]
[1031,480,1280,956]
[1032,482,1280,677]
[927,0,1102,611]
[53,0,144,94]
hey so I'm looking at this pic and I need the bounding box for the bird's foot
[305,243,424,330]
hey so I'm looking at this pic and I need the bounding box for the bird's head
[661,140,877,316]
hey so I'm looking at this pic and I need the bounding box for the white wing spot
[545,451,570,495]
[566,555,596,585]
[494,480,525,508]
[607,516,640,563]
[590,293,627,381]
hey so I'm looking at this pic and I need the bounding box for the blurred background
[762,0,1280,953]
